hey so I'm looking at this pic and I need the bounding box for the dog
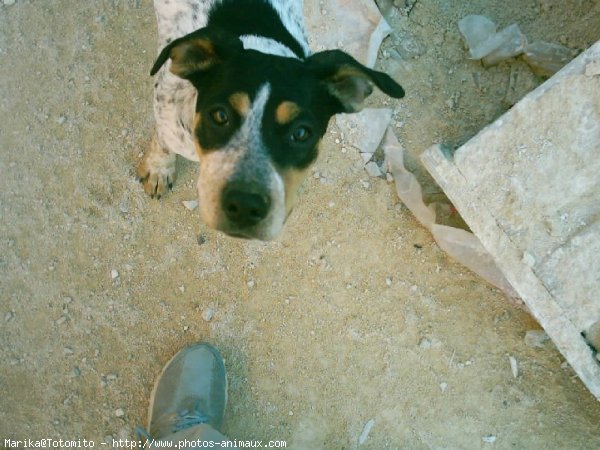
[138,0,405,240]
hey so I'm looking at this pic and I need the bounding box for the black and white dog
[138,0,404,240]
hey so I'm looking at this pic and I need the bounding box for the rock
[509,356,519,378]
[482,435,497,444]
[4,311,15,322]
[3,0,16,6]
[56,315,68,325]
[419,338,432,349]
[110,269,119,280]
[201,308,214,322]
[114,408,125,418]
[524,330,549,348]
[182,200,198,211]
[358,419,375,445]
[439,382,448,392]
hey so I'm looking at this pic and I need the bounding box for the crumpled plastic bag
[458,14,576,75]
[382,130,519,298]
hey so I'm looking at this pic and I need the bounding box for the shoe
[145,342,227,438]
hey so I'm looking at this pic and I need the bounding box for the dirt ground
[1,0,600,448]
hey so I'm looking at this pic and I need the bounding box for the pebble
[72,367,81,377]
[114,408,125,418]
[4,311,15,322]
[57,116,67,124]
[56,315,68,325]
[3,0,16,6]
[247,279,256,288]
[385,277,392,287]
[178,285,185,293]
[201,307,214,322]
[419,338,432,349]
[182,200,198,211]
[110,269,119,280]
[63,347,74,355]
[439,382,448,393]
[482,435,497,444]
[524,330,549,348]
[106,373,118,381]
[358,419,375,445]
[509,356,519,378]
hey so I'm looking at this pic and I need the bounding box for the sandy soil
[1,0,600,448]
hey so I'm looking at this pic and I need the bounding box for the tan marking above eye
[275,101,301,125]
[229,92,251,116]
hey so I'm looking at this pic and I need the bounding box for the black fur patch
[208,0,307,58]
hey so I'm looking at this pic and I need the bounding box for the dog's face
[151,27,404,240]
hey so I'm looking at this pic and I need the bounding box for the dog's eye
[210,108,229,126]
[290,126,311,143]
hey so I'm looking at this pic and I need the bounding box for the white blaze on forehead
[234,83,271,146]
[197,83,287,239]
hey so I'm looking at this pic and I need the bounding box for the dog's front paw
[137,137,177,199]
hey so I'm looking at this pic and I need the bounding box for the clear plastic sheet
[458,14,575,75]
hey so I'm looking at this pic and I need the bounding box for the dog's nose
[222,186,271,227]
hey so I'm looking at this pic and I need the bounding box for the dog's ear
[307,50,404,113]
[150,27,243,79]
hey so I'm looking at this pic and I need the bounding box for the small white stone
[106,373,118,381]
[509,356,518,378]
[385,277,392,287]
[482,435,497,444]
[419,338,432,349]
[288,410,293,416]
[247,280,255,288]
[56,316,67,325]
[358,419,375,445]
[439,382,448,392]
[201,308,214,322]
[178,285,185,293]
[182,200,199,211]
[410,285,418,293]
[524,330,549,348]
[4,311,14,322]
[63,347,74,355]
[4,1,16,7]
[110,269,119,279]
[183,325,189,331]
[115,408,125,418]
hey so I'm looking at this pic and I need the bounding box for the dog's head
[151,26,404,240]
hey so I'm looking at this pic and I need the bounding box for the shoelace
[136,409,209,442]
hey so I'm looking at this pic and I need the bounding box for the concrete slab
[422,41,600,400]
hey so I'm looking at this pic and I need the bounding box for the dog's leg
[137,131,177,198]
